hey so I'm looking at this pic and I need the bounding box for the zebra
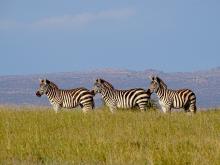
[148,76,197,113]
[92,78,151,112]
[36,79,95,113]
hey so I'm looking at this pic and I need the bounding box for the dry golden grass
[0,106,219,164]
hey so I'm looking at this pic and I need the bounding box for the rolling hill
[0,67,220,108]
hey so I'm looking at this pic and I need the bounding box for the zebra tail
[146,88,152,97]
[90,90,96,96]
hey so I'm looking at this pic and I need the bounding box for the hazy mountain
[0,67,220,108]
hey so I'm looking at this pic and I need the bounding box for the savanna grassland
[0,106,219,165]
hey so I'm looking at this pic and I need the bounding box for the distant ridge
[0,67,220,108]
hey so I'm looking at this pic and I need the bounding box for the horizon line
[0,66,220,77]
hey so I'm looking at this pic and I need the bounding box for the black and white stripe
[148,76,197,113]
[93,78,151,112]
[36,79,94,113]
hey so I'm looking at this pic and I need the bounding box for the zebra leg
[162,105,171,114]
[82,102,93,113]
[53,104,60,113]
[188,94,197,114]
[159,100,171,113]
[184,104,191,113]
[138,103,147,112]
[109,106,116,113]
[185,102,197,115]
[82,105,93,113]
[82,107,89,113]
[81,100,94,113]
[188,104,197,114]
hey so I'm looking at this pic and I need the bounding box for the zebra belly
[116,99,134,108]
[62,101,77,108]
[172,100,184,108]
[116,103,132,109]
[63,105,77,108]
[159,100,168,108]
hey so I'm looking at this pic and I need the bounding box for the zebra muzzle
[146,88,153,95]
[90,90,96,96]
[36,91,42,97]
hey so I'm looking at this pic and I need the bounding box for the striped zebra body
[93,78,151,112]
[36,79,94,113]
[149,76,196,113]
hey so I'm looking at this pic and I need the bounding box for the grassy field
[0,106,219,165]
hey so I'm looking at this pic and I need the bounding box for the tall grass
[0,106,219,164]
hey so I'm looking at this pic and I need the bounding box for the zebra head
[93,78,104,94]
[148,76,167,93]
[36,79,51,97]
[93,78,113,94]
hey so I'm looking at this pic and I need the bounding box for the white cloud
[0,8,136,30]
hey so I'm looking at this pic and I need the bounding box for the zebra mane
[156,77,168,89]
[97,78,114,89]
[46,79,59,89]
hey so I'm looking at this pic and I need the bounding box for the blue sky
[0,0,220,75]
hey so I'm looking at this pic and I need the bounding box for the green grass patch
[0,106,219,164]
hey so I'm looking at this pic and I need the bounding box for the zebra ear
[45,79,50,84]
[155,76,161,83]
[99,79,104,84]
[92,78,97,83]
[96,78,103,84]
[149,76,154,81]
[39,78,44,83]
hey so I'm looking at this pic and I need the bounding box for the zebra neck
[101,89,114,100]
[46,88,62,105]
[156,87,167,99]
